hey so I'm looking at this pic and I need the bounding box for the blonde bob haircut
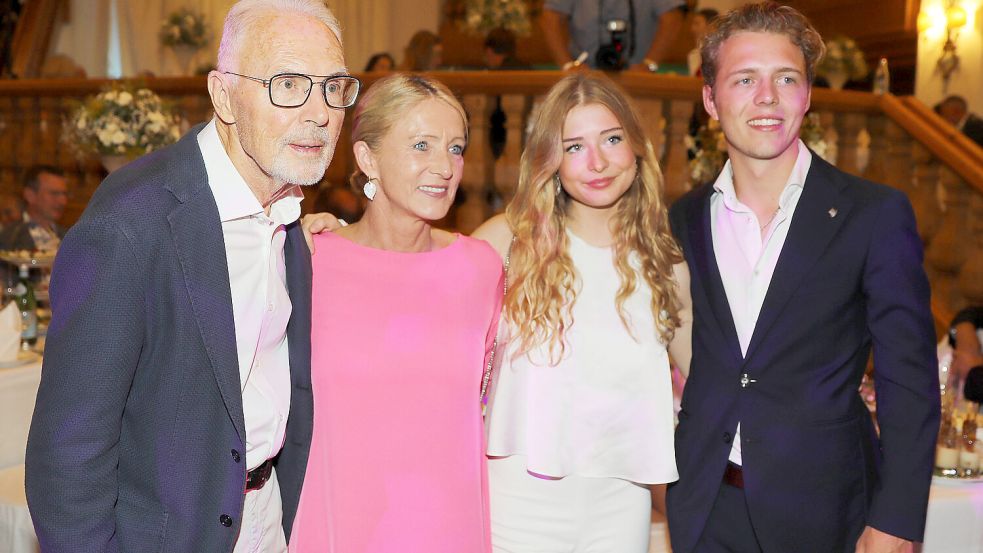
[505,73,683,363]
[349,73,468,190]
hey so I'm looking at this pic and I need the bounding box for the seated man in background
[0,164,68,252]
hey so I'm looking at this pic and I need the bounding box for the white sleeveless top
[485,231,678,485]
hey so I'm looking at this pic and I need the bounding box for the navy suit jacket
[25,125,314,553]
[666,154,939,553]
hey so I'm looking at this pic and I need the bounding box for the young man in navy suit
[667,3,939,552]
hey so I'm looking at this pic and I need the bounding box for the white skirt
[489,455,652,553]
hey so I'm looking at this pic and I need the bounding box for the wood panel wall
[784,0,921,94]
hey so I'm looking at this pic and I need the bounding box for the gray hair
[216,0,343,72]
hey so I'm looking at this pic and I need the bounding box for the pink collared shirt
[710,140,812,465]
[198,120,303,471]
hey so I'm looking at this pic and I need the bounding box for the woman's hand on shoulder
[471,213,513,261]
[301,212,346,253]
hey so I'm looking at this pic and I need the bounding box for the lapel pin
[828,208,838,218]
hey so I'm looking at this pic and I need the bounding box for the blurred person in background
[1,164,68,252]
[485,27,529,160]
[937,95,983,147]
[400,30,443,71]
[687,7,718,76]
[364,52,395,73]
[540,0,685,71]
[484,27,526,69]
[0,192,22,231]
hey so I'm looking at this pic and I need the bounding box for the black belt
[245,459,273,493]
[722,462,745,489]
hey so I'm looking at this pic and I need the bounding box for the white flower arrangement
[159,8,209,49]
[461,0,532,36]
[817,36,868,82]
[64,84,182,159]
[687,113,828,185]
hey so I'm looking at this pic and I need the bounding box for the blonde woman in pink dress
[288,74,504,552]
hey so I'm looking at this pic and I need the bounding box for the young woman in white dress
[473,73,693,553]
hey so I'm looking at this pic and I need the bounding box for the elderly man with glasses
[25,2,356,553]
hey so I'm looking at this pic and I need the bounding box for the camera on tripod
[595,19,629,70]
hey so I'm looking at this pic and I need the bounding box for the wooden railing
[0,72,980,330]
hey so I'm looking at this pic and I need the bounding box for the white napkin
[0,301,21,362]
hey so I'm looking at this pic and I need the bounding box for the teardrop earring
[363,178,378,201]
[553,173,563,195]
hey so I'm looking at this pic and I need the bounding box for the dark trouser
[693,477,763,553]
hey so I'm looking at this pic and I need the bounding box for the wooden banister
[879,94,983,193]
[0,73,979,335]
[8,0,61,78]
[899,95,983,166]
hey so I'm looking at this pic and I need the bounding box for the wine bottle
[15,264,37,349]
[873,58,890,95]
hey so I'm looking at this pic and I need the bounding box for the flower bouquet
[159,8,209,49]
[160,8,209,74]
[460,0,532,36]
[686,113,828,185]
[63,83,182,161]
[817,36,868,89]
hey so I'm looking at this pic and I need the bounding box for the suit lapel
[742,156,853,364]
[165,126,245,443]
[687,186,744,364]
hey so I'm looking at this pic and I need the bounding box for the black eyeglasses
[224,72,361,109]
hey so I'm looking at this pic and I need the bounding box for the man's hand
[301,212,344,253]
[855,526,913,553]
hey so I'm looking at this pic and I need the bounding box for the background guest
[687,8,718,76]
[364,52,395,73]
[0,192,21,231]
[937,95,983,147]
[312,183,363,224]
[484,28,528,160]
[540,0,686,71]
[483,28,526,69]
[946,306,983,404]
[0,165,68,252]
[400,30,443,71]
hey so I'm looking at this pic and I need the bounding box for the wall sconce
[936,1,967,91]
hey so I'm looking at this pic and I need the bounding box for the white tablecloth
[1,355,980,553]
[918,478,983,553]
[0,358,42,553]
[0,358,42,469]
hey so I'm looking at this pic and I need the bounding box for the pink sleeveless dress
[288,231,503,553]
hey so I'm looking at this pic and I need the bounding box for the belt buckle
[245,459,273,493]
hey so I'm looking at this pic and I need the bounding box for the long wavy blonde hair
[505,73,683,363]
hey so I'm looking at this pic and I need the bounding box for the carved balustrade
[0,73,980,329]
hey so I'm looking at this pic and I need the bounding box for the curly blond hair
[505,73,683,363]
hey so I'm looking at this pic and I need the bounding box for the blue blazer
[25,125,314,553]
[666,154,939,553]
